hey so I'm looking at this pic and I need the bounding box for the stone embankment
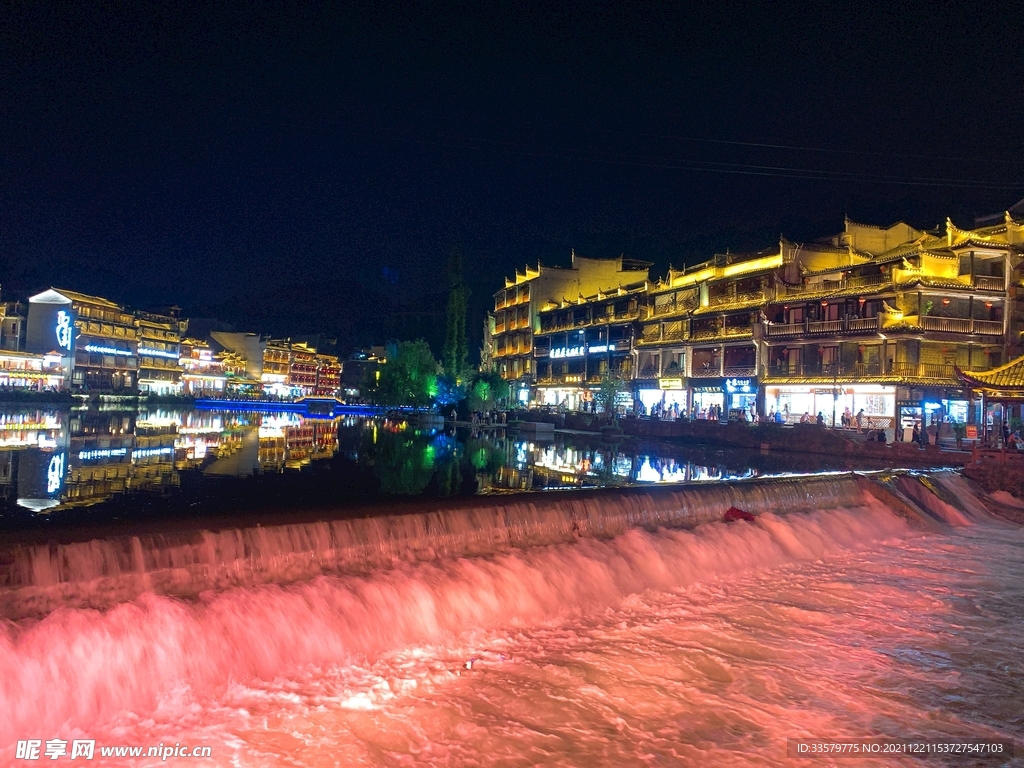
[510,411,965,466]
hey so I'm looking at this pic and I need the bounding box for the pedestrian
[856,408,865,429]
[816,412,825,426]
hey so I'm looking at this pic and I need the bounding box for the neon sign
[725,378,754,394]
[78,448,128,460]
[588,343,616,353]
[47,453,64,493]
[550,346,585,358]
[132,446,174,459]
[138,347,180,358]
[55,311,73,351]
[84,344,133,356]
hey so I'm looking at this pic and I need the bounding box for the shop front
[685,379,723,420]
[724,376,758,420]
[535,384,584,410]
[895,387,975,444]
[765,383,896,433]
[636,377,688,418]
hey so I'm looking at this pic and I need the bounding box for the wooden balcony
[973,275,1004,291]
[920,316,1003,336]
[766,360,959,383]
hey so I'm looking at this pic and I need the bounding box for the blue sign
[55,310,73,351]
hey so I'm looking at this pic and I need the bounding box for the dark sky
[3,1,1023,353]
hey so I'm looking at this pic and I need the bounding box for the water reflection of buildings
[0,406,343,513]
[482,436,756,491]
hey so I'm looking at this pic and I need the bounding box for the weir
[0,471,997,619]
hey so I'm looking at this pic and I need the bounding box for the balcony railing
[642,297,699,319]
[690,364,723,378]
[766,360,959,382]
[888,362,957,380]
[691,325,753,340]
[920,316,1004,335]
[974,319,1004,335]
[708,289,766,307]
[806,319,843,334]
[723,365,757,377]
[973,275,1004,290]
[781,272,892,297]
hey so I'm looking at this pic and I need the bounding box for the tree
[442,248,471,383]
[369,340,439,407]
[467,371,511,412]
[593,371,627,418]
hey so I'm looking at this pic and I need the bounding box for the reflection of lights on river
[46,453,65,494]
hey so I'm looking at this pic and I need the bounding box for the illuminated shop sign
[84,344,133,356]
[659,378,684,390]
[47,453,65,494]
[132,446,175,459]
[78,448,129,460]
[725,378,754,394]
[587,344,616,354]
[138,347,180,358]
[55,310,73,351]
[551,346,585,359]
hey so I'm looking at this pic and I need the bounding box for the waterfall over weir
[0,475,873,619]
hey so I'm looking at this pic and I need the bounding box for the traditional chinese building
[761,216,1021,433]
[634,248,777,418]
[486,253,651,399]
[314,352,341,396]
[26,288,139,393]
[135,310,187,395]
[533,282,646,409]
[179,337,228,395]
[287,342,318,394]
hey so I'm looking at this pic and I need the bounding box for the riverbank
[509,410,968,466]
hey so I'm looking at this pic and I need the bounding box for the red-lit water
[3,501,1022,766]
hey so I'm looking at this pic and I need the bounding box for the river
[0,406,1020,765]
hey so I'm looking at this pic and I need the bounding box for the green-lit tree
[442,248,471,383]
[369,340,439,407]
[593,371,627,418]
[467,371,511,412]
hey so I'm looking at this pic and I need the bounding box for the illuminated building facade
[0,350,65,390]
[533,283,645,409]
[287,342,318,394]
[314,353,341,396]
[135,310,187,395]
[629,214,1024,434]
[209,331,266,394]
[261,341,292,396]
[26,288,137,392]
[179,338,228,395]
[487,254,651,399]
[635,248,779,418]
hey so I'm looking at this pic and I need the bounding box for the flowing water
[2,479,1022,766]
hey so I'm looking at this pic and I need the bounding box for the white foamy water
[2,500,1022,766]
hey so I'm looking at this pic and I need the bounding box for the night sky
[3,2,1022,355]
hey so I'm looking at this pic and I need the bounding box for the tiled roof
[957,356,1024,390]
[895,276,973,290]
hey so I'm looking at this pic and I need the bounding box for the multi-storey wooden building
[135,310,187,395]
[486,253,651,398]
[533,283,646,409]
[629,215,1024,431]
[26,288,140,392]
